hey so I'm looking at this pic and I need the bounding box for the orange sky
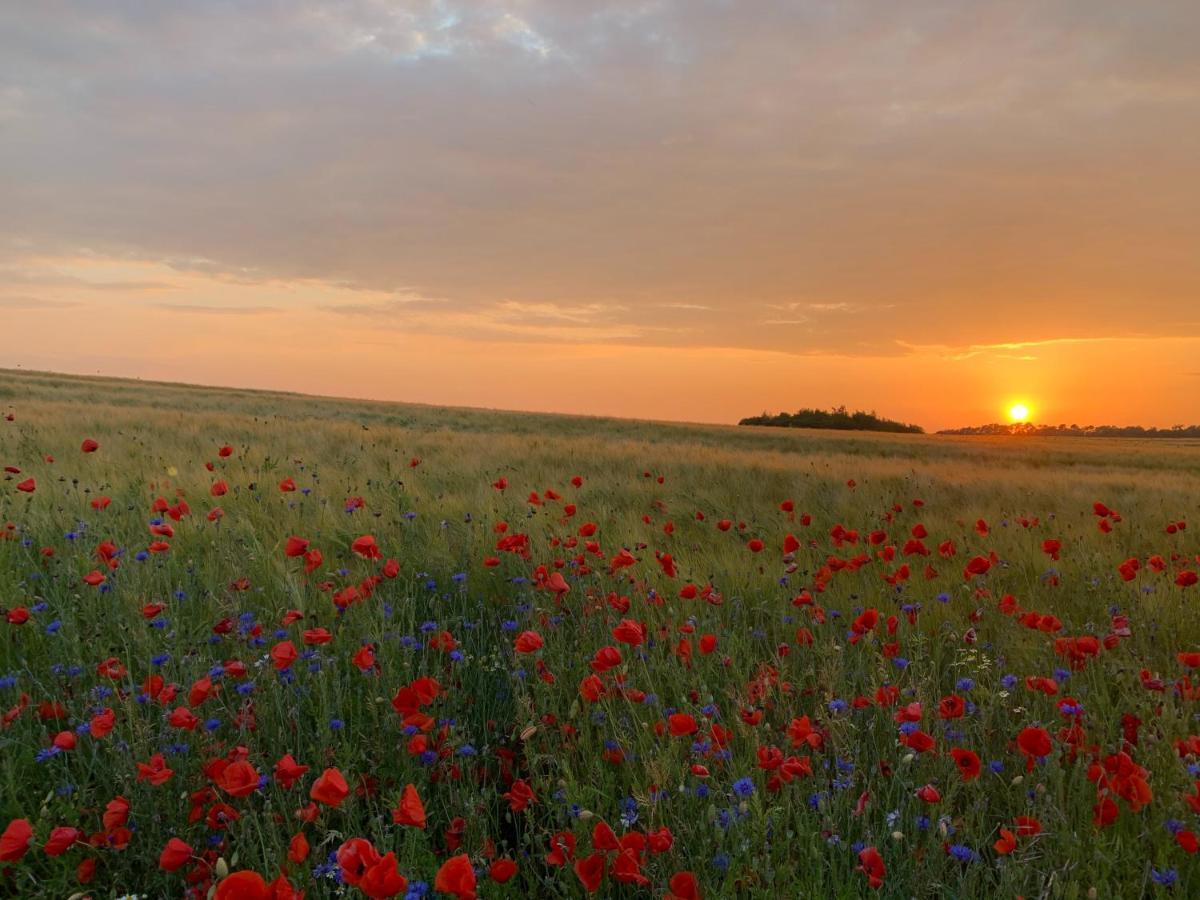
[2,2,1198,430]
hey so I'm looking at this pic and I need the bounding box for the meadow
[2,367,1200,898]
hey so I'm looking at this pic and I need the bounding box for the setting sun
[1009,403,1030,423]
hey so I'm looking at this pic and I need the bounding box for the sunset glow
[1009,404,1030,423]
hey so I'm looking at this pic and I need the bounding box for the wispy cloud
[154,303,280,316]
[0,294,77,309]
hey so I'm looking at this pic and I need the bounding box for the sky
[2,1,1198,431]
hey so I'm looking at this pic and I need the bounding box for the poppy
[434,853,477,899]
[857,846,885,889]
[514,630,544,653]
[392,784,426,828]
[310,767,350,807]
[504,779,536,812]
[573,851,605,893]
[81,438,99,453]
[15,478,35,493]
[216,761,261,797]
[669,712,698,736]
[666,871,701,900]
[284,536,309,557]
[352,535,382,560]
[288,832,309,863]
[274,754,309,789]
[158,837,193,871]
[950,748,981,781]
[1017,727,1053,770]
[360,851,409,898]
[213,871,271,900]
[489,859,518,883]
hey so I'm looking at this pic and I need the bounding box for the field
[2,368,1200,898]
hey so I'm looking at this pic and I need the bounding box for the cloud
[154,303,280,315]
[0,294,77,309]
[0,0,1197,360]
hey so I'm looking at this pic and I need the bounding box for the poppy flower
[216,761,261,797]
[392,784,426,828]
[288,832,309,864]
[993,828,1017,855]
[284,536,309,557]
[274,754,309,789]
[159,837,193,871]
[612,619,645,646]
[1017,727,1053,770]
[668,712,698,736]
[666,871,701,900]
[857,846,885,889]
[490,859,518,883]
[337,837,382,885]
[352,535,382,560]
[310,767,350,807]
[434,853,477,899]
[15,478,35,493]
[573,851,605,893]
[80,439,99,453]
[360,851,409,898]
[213,871,271,900]
[514,630,544,653]
[950,748,981,781]
[41,826,81,857]
[270,640,298,670]
[503,779,536,812]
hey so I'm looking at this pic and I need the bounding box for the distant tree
[938,422,1200,439]
[739,407,924,434]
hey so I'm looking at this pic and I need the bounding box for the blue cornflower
[948,844,978,863]
[732,777,755,798]
[1151,868,1177,887]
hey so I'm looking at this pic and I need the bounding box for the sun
[1008,403,1030,423]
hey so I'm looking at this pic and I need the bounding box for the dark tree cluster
[739,406,924,434]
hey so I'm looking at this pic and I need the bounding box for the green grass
[1,367,1199,898]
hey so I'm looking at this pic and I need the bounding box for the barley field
[2,368,1199,898]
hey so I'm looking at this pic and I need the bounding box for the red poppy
[274,754,309,789]
[669,712,698,736]
[950,748,981,781]
[857,846,885,889]
[393,783,426,828]
[213,871,271,900]
[490,859,518,883]
[289,832,309,863]
[360,851,408,899]
[503,779,536,812]
[514,630,544,653]
[284,536,309,557]
[573,851,605,893]
[216,761,261,797]
[158,837,193,871]
[1017,727,1053,770]
[434,853,477,899]
[270,640,298,670]
[310,767,350,807]
[351,535,382,559]
[666,871,701,900]
[612,619,645,646]
[81,438,99,453]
